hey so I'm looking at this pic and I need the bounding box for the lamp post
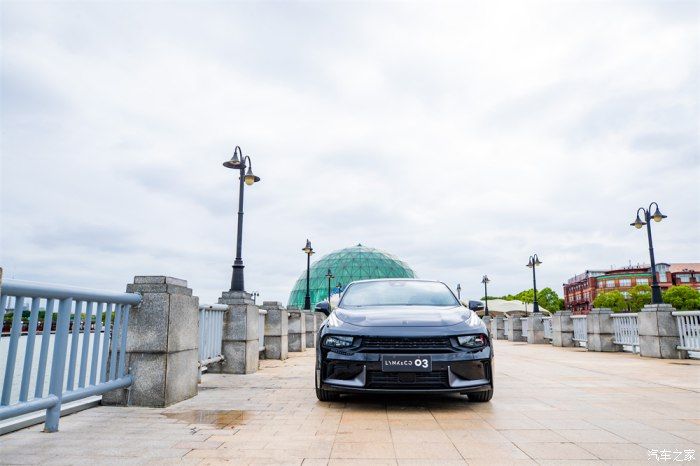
[630,202,667,304]
[251,291,259,305]
[326,269,334,308]
[481,275,490,316]
[223,146,260,292]
[526,255,542,313]
[302,239,314,310]
[456,283,461,300]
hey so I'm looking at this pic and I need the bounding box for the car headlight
[457,334,487,348]
[323,335,354,349]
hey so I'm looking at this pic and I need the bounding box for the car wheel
[467,389,493,402]
[316,387,341,402]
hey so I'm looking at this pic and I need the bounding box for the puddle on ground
[164,410,246,428]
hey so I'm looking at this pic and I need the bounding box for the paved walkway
[1,341,699,465]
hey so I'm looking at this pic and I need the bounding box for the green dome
[288,244,417,309]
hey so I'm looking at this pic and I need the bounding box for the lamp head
[651,206,667,222]
[302,239,314,255]
[630,214,646,229]
[481,275,490,284]
[326,268,334,279]
[223,147,242,169]
[244,166,260,185]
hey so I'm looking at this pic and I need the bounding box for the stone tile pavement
[1,341,698,465]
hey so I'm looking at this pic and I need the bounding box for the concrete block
[586,308,617,352]
[215,291,260,373]
[638,305,682,359]
[167,293,199,352]
[305,313,316,348]
[164,348,199,405]
[211,340,259,374]
[261,303,288,360]
[490,317,505,340]
[264,335,288,360]
[507,318,523,342]
[551,311,574,347]
[288,311,306,352]
[314,312,327,330]
[527,315,546,344]
[125,293,169,353]
[134,276,188,287]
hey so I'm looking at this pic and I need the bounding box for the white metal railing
[674,311,700,357]
[521,317,529,337]
[572,315,587,346]
[611,313,639,352]
[258,309,267,352]
[543,317,553,339]
[198,304,227,367]
[504,318,510,336]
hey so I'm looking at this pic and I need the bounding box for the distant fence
[198,304,227,369]
[0,279,141,432]
[572,315,587,347]
[611,313,639,352]
[674,311,700,353]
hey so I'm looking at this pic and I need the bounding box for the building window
[619,279,631,287]
[597,281,605,288]
[636,278,649,286]
[678,274,692,283]
[605,280,615,288]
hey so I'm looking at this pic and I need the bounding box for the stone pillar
[305,312,316,348]
[638,304,683,359]
[213,291,259,374]
[551,311,574,347]
[261,301,288,360]
[104,276,199,407]
[586,308,617,352]
[490,316,505,340]
[482,316,492,330]
[527,315,546,344]
[288,310,306,352]
[315,311,327,331]
[506,317,523,341]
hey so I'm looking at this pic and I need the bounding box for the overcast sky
[1,1,698,305]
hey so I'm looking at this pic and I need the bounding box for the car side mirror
[468,300,484,311]
[315,301,331,316]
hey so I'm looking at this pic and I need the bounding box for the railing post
[215,291,259,373]
[526,314,546,344]
[261,302,288,360]
[586,308,617,352]
[506,316,523,341]
[551,311,574,347]
[103,276,199,407]
[287,310,307,352]
[490,316,505,340]
[305,312,316,348]
[44,298,72,432]
[638,303,683,359]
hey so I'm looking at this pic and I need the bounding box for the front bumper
[319,349,492,394]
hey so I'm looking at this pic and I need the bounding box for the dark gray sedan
[314,279,493,402]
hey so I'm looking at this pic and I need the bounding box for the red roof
[669,263,700,273]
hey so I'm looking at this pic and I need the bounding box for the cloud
[1,1,698,304]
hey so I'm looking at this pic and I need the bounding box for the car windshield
[340,280,460,308]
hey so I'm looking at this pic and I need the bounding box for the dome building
[287,244,416,309]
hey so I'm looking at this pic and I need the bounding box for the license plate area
[381,355,432,372]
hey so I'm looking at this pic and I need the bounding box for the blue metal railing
[0,279,141,432]
[198,304,227,367]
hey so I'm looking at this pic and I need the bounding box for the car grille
[366,370,450,389]
[359,336,453,352]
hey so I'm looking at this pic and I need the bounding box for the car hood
[334,305,475,328]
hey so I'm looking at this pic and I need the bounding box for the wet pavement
[1,340,699,465]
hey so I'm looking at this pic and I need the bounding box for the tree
[537,287,563,313]
[593,291,627,312]
[663,285,700,310]
[515,289,534,304]
[628,284,652,312]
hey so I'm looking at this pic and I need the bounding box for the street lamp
[325,269,334,309]
[223,146,260,292]
[526,255,542,313]
[302,239,314,310]
[251,291,259,305]
[630,202,667,304]
[456,283,461,300]
[481,275,490,316]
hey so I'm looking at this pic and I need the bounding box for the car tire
[316,387,341,402]
[467,389,493,402]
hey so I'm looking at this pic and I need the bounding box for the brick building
[563,262,700,314]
